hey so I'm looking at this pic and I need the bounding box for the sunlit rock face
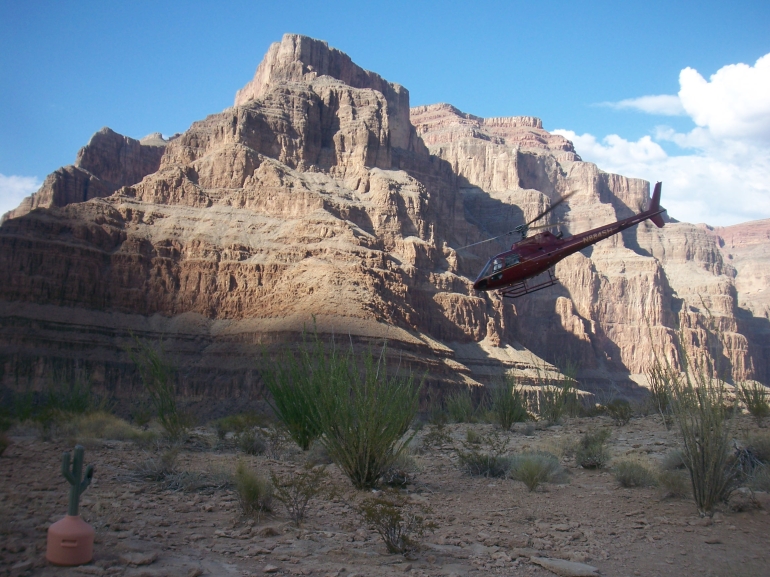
[0,34,766,402]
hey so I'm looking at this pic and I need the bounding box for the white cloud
[557,53,770,226]
[0,174,41,218]
[679,53,770,142]
[604,94,685,116]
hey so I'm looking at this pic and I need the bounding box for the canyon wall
[1,34,767,405]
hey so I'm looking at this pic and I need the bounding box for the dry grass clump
[235,429,267,456]
[63,411,156,446]
[737,381,770,423]
[359,490,435,555]
[234,460,273,519]
[270,464,329,526]
[457,432,511,478]
[613,459,658,488]
[131,447,181,482]
[508,451,565,491]
[575,429,611,469]
[746,433,770,464]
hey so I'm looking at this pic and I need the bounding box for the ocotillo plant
[62,445,94,516]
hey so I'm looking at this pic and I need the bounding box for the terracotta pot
[46,515,94,566]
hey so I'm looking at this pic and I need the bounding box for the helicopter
[469,182,666,298]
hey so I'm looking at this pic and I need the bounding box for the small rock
[119,552,158,566]
[704,538,722,544]
[264,565,280,574]
[531,557,599,576]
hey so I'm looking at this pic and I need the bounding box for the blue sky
[2,0,769,225]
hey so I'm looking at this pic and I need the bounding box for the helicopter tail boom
[647,182,665,228]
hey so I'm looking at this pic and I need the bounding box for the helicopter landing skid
[498,268,559,299]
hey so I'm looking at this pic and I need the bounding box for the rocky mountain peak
[235,33,412,150]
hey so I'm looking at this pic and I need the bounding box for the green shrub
[646,362,672,426]
[613,460,658,488]
[270,464,328,526]
[605,399,633,426]
[652,332,738,516]
[128,336,188,441]
[234,460,273,519]
[314,344,421,489]
[457,432,511,478]
[445,388,475,423]
[737,381,770,423]
[536,381,576,425]
[261,331,332,450]
[575,429,611,469]
[359,490,435,555]
[509,451,564,491]
[490,380,528,431]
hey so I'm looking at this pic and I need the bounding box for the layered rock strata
[0,34,767,403]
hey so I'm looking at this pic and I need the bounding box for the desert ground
[2,414,769,577]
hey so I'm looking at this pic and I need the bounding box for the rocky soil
[3,415,769,577]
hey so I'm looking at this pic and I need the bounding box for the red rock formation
[0,35,767,402]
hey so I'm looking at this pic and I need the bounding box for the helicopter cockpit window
[504,254,520,268]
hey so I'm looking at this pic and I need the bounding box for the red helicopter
[469,182,666,298]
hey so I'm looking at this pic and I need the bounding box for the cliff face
[3,128,167,223]
[0,34,767,401]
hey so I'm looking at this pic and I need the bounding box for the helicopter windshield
[479,257,504,279]
[479,254,520,279]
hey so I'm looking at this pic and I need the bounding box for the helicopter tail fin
[647,182,665,228]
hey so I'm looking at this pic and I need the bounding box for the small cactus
[62,445,94,516]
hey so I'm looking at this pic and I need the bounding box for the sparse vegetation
[270,464,328,526]
[651,327,738,516]
[746,432,770,463]
[63,411,156,446]
[613,460,658,488]
[234,460,273,519]
[508,451,564,491]
[658,469,690,498]
[737,381,770,423]
[575,429,611,469]
[236,429,267,455]
[420,423,452,450]
[128,336,189,441]
[445,388,476,423]
[261,330,329,450]
[489,380,529,431]
[457,431,511,477]
[359,490,435,555]
[605,398,633,426]
[312,344,421,490]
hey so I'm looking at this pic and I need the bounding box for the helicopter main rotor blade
[456,230,517,251]
[525,189,578,227]
[529,221,566,231]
